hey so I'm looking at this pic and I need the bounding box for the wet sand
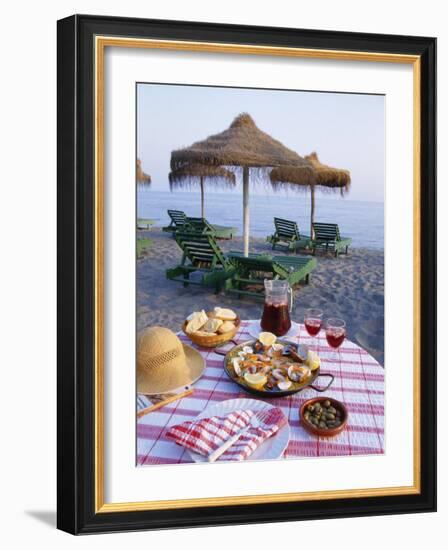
[137,229,384,364]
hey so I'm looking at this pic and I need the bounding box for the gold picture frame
[57,14,436,534]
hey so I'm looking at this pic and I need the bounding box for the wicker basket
[182,315,241,348]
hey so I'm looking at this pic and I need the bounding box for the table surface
[137,321,384,465]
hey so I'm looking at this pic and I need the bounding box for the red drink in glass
[305,318,322,336]
[325,327,346,348]
[325,317,346,352]
[304,308,323,341]
[261,302,291,336]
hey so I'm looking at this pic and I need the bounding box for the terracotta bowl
[300,397,348,437]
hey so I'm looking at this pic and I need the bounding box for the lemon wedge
[307,350,321,371]
[243,372,267,390]
[258,332,276,347]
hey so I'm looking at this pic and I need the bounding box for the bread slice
[214,307,237,321]
[218,321,235,334]
[185,310,208,333]
[202,318,223,333]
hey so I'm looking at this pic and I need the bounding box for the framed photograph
[57,14,436,534]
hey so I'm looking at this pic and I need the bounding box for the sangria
[260,279,292,337]
[261,302,291,336]
[304,308,323,337]
[325,318,346,362]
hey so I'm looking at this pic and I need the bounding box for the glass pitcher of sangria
[260,279,292,336]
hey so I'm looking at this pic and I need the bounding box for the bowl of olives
[300,397,348,437]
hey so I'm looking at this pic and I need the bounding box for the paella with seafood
[223,332,333,397]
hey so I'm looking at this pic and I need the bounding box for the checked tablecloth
[137,321,384,465]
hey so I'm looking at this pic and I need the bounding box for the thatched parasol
[169,164,236,218]
[171,113,314,255]
[270,152,351,238]
[137,158,151,184]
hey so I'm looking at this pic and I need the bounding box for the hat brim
[137,343,206,396]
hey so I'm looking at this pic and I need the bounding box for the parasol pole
[200,176,205,218]
[310,184,315,239]
[242,166,250,256]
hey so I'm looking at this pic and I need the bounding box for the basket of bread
[182,307,240,348]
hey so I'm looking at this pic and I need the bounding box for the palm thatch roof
[171,113,315,256]
[270,152,351,239]
[168,164,236,190]
[270,152,350,194]
[136,158,151,184]
[306,152,351,193]
[171,113,315,181]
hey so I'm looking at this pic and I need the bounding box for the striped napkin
[165,407,286,461]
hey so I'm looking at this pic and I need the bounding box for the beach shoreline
[137,229,384,364]
[138,189,385,250]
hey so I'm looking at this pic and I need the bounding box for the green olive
[326,413,336,420]
[328,406,337,415]
[318,421,327,429]
[323,400,331,408]
[308,404,315,412]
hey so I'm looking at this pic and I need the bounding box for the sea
[138,189,384,250]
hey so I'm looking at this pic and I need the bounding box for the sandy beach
[137,228,384,364]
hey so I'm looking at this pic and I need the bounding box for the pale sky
[137,83,385,203]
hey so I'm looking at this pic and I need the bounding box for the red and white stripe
[137,321,385,465]
[166,408,286,461]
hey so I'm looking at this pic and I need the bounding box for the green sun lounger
[137,218,156,230]
[185,217,237,240]
[311,222,352,257]
[311,222,352,258]
[162,210,188,233]
[162,211,237,239]
[225,251,317,299]
[166,232,235,293]
[267,217,311,252]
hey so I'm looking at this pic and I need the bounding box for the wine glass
[304,308,323,349]
[325,318,346,363]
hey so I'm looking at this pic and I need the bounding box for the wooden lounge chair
[311,222,352,257]
[185,217,237,240]
[267,217,310,252]
[166,232,234,293]
[137,218,155,230]
[162,210,188,233]
[225,251,317,299]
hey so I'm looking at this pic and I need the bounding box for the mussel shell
[288,364,311,382]
[253,341,263,353]
[282,344,298,356]
[296,344,309,362]
[283,343,308,363]
[272,368,287,381]
[232,358,242,376]
[288,350,303,363]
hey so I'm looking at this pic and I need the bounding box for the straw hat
[137,326,205,395]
